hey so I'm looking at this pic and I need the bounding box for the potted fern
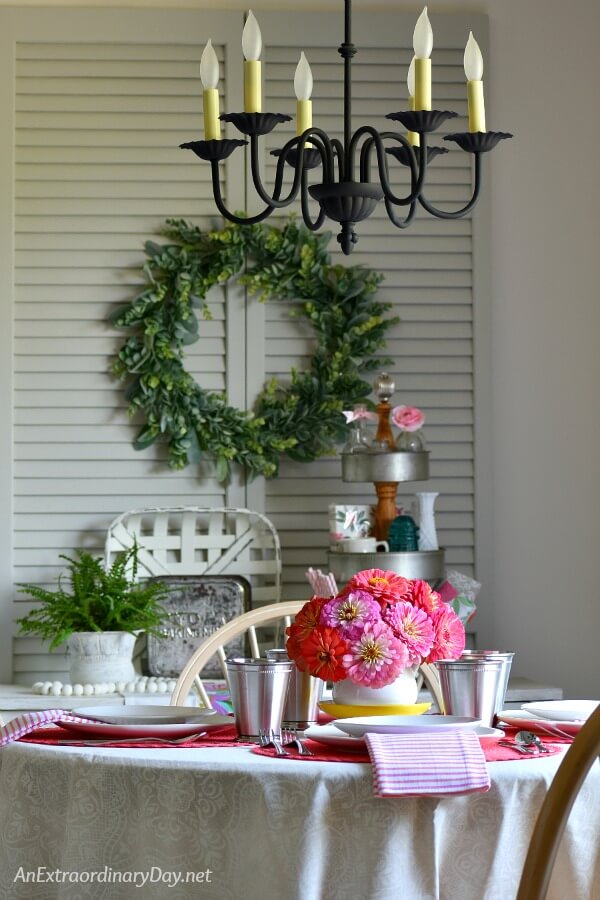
[16,544,169,684]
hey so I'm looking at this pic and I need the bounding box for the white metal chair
[104,506,282,606]
[169,600,444,712]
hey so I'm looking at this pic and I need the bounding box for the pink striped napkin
[0,710,94,747]
[365,731,491,798]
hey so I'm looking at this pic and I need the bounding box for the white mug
[340,538,389,553]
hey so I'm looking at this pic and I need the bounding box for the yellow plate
[319,701,431,718]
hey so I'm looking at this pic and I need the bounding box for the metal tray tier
[342,451,429,483]
[328,548,445,586]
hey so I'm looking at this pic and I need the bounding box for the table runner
[251,731,568,764]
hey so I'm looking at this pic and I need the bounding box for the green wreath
[111,218,396,482]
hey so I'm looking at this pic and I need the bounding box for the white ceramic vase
[67,631,137,684]
[416,491,439,551]
[332,669,418,706]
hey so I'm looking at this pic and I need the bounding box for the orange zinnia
[301,625,349,682]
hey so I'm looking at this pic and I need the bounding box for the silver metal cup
[435,656,507,727]
[458,651,514,716]
[225,657,293,742]
[265,649,325,729]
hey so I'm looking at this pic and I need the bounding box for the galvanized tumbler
[266,648,324,729]
[225,657,293,742]
[436,653,513,727]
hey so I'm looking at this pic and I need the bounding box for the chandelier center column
[338,0,357,178]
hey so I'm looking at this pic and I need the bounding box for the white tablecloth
[0,741,598,900]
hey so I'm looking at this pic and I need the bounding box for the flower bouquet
[286,569,465,697]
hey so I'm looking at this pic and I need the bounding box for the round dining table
[0,739,598,900]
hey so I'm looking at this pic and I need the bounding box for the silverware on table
[514,730,550,753]
[498,739,536,755]
[258,729,289,756]
[281,728,313,756]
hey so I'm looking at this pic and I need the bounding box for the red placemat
[251,735,569,764]
[18,724,242,749]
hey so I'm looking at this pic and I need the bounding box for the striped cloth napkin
[365,731,491,798]
[0,710,94,747]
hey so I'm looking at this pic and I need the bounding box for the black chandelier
[181,4,512,255]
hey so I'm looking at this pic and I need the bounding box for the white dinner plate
[72,705,213,725]
[497,710,582,737]
[334,715,481,738]
[520,700,599,723]
[304,723,368,751]
[304,722,502,750]
[62,710,232,740]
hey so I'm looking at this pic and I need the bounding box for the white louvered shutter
[257,11,488,613]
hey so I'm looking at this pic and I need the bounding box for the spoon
[515,730,549,753]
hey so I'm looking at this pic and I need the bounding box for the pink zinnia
[408,579,442,615]
[345,568,411,608]
[342,620,410,688]
[426,606,466,663]
[321,590,381,640]
[384,600,435,665]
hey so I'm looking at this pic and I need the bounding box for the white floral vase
[332,669,419,706]
[416,491,439,551]
[67,631,138,684]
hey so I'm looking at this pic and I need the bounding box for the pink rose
[391,405,425,432]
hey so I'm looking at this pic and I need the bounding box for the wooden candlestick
[373,396,398,540]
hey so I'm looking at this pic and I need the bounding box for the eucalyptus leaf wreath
[111,218,397,482]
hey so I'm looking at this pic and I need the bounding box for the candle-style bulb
[200,39,219,90]
[413,7,433,58]
[294,52,313,101]
[242,10,262,61]
[464,32,483,81]
[407,56,416,97]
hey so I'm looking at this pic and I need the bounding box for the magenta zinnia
[384,600,435,665]
[426,606,466,663]
[345,568,411,608]
[321,590,381,640]
[342,620,410,687]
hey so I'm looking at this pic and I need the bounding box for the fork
[281,728,313,756]
[258,729,289,756]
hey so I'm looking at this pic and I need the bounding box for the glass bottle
[395,429,426,452]
[342,406,372,453]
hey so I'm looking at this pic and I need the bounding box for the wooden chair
[170,601,303,708]
[517,702,600,900]
[104,506,282,606]
[169,600,444,712]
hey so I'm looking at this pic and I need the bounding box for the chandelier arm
[210,162,275,224]
[418,151,482,218]
[350,126,422,207]
[330,138,346,181]
[384,196,418,229]
[250,130,336,210]
[300,166,327,231]
[250,135,304,208]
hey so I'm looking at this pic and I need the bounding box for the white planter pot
[67,631,137,684]
[332,669,418,706]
